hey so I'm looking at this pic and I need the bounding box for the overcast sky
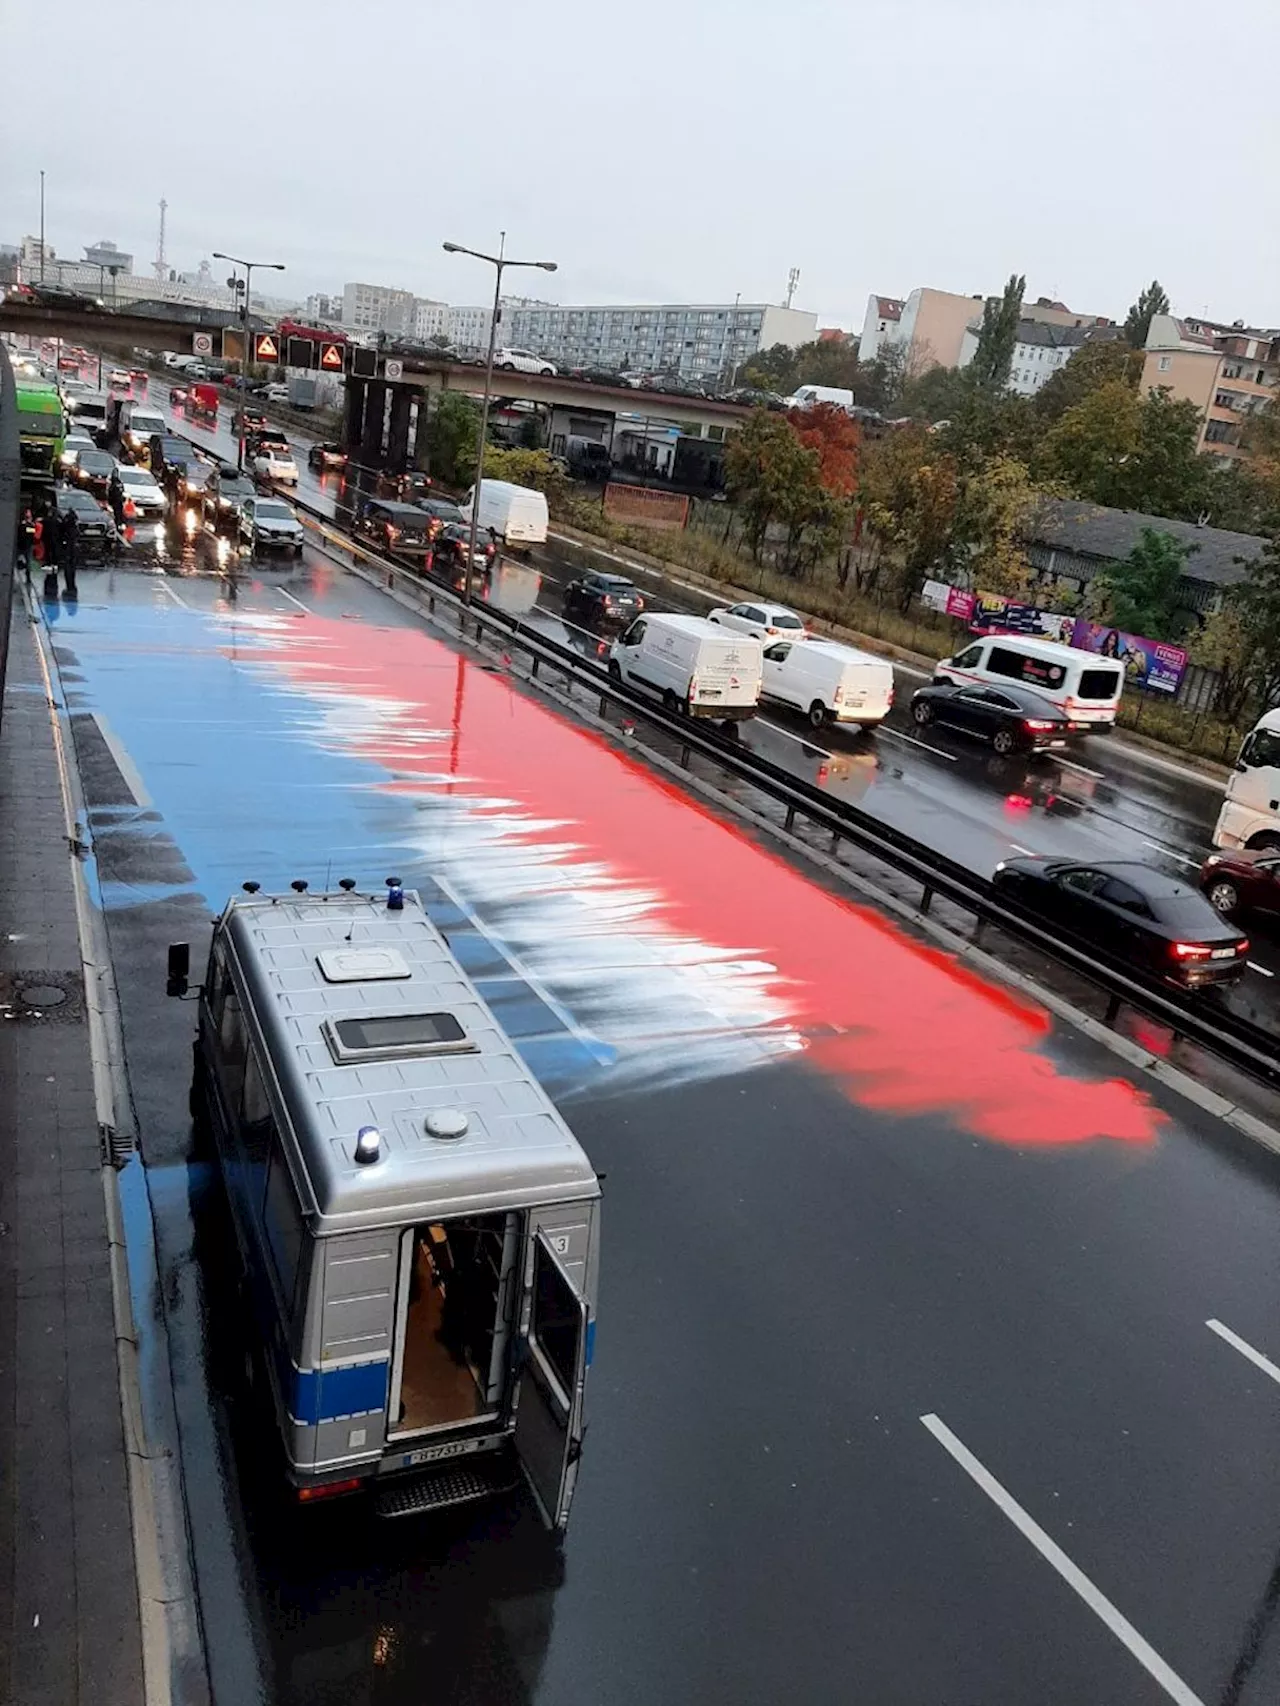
[4,0,1278,330]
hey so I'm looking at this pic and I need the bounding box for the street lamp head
[536,261,558,272]
[442,242,462,254]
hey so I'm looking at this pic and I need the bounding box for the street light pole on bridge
[212,251,285,473]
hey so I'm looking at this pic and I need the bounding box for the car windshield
[79,453,112,469]
[117,469,151,485]
[63,493,99,511]
[256,502,293,521]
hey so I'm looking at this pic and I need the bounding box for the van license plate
[402,1437,487,1467]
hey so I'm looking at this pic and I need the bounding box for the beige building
[859,287,1113,375]
[1141,313,1280,462]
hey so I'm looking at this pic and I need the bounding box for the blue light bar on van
[354,1125,382,1165]
[385,877,404,911]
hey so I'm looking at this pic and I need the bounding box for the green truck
[15,375,65,490]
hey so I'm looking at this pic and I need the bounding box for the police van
[169,879,601,1528]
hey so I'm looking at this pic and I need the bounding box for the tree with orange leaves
[786,402,861,499]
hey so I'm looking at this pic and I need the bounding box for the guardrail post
[530,655,539,679]
[920,886,933,915]
[1104,992,1122,1025]
[680,743,691,768]
[784,805,796,833]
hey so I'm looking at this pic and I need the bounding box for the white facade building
[501,300,817,380]
[341,281,416,335]
[413,298,448,341]
[956,319,1121,395]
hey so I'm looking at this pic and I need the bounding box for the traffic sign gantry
[320,342,344,371]
[254,332,279,363]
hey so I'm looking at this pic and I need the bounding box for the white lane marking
[921,1414,1205,1706]
[1206,1319,1280,1385]
[1247,961,1275,978]
[276,586,310,613]
[1055,756,1105,780]
[878,727,958,761]
[757,716,833,756]
[1008,843,1036,857]
[91,714,152,808]
[1140,838,1199,869]
[158,580,187,606]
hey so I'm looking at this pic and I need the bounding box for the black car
[54,486,117,552]
[230,408,269,434]
[70,448,117,496]
[910,681,1073,754]
[203,464,256,532]
[416,497,466,528]
[307,442,348,471]
[149,434,199,483]
[992,857,1250,989]
[355,499,433,554]
[431,524,495,574]
[563,573,646,626]
[376,469,433,501]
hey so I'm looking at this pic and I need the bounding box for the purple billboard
[1070,621,1188,695]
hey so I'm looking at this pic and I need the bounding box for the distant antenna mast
[153,197,168,281]
[785,267,800,310]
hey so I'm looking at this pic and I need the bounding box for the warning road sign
[385,359,404,381]
[254,332,280,363]
[320,342,344,371]
[192,331,213,356]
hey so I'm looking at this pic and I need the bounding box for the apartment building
[860,288,1114,374]
[413,298,448,341]
[957,319,1121,396]
[341,281,416,336]
[1142,313,1280,462]
[501,301,818,380]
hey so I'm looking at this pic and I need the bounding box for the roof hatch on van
[322,1011,476,1064]
[316,946,410,983]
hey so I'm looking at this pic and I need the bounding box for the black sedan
[417,497,466,528]
[307,442,348,471]
[54,487,118,552]
[563,572,646,626]
[432,523,495,574]
[992,857,1250,989]
[910,681,1072,754]
[70,449,117,496]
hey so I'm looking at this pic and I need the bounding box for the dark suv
[563,572,646,626]
[355,499,433,554]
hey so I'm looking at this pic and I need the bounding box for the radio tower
[153,198,168,282]
[785,266,800,309]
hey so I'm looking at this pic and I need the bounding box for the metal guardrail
[0,344,18,728]
[250,482,1280,1092]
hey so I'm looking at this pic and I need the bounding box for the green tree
[1032,339,1143,425]
[739,342,801,394]
[1122,389,1212,519]
[1038,378,1139,502]
[954,455,1042,596]
[723,409,822,559]
[970,273,1026,393]
[1123,280,1170,350]
[424,391,480,485]
[859,427,961,603]
[1089,527,1195,638]
[476,445,569,506]
[1227,537,1280,712]
[1187,603,1257,724]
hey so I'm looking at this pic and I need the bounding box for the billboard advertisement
[1069,621,1188,695]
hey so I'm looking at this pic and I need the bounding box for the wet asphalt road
[37,544,1280,1705]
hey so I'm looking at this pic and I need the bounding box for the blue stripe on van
[289,1359,390,1425]
[585,1319,596,1369]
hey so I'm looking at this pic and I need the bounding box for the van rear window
[988,646,1066,690]
[1078,667,1123,701]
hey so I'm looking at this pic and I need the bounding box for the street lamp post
[212,251,285,473]
[442,234,557,604]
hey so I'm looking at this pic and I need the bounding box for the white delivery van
[934,633,1124,729]
[786,384,855,411]
[70,390,110,445]
[459,479,549,545]
[761,636,895,729]
[609,612,763,722]
[116,400,167,460]
[1213,708,1280,849]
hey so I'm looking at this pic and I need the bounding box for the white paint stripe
[921,1414,1205,1706]
[1247,961,1275,978]
[757,717,833,756]
[1140,838,1199,868]
[1008,843,1036,857]
[1055,756,1105,780]
[158,580,187,606]
[878,727,957,761]
[91,714,152,808]
[1206,1319,1280,1386]
[276,586,310,613]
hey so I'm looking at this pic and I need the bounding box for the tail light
[387,525,400,540]
[1023,719,1057,732]
[1236,939,1250,955]
[888,686,895,704]
[295,1477,363,1504]
[1171,942,1213,960]
[833,686,844,704]
[689,676,700,700]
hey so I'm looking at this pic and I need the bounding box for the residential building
[1142,313,1280,463]
[860,288,1114,374]
[341,281,416,336]
[1025,497,1267,614]
[446,303,496,351]
[957,319,1121,396]
[305,292,341,323]
[82,239,132,275]
[501,301,818,381]
[413,297,448,342]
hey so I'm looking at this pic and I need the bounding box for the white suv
[494,348,556,376]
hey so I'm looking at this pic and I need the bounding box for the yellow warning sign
[320,342,343,370]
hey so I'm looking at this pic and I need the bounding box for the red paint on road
[256,618,1161,1149]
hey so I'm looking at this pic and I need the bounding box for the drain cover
[20,985,67,1008]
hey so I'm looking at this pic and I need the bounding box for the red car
[1199,849,1280,919]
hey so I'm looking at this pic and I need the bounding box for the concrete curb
[25,588,209,1706]
[317,532,1280,1154]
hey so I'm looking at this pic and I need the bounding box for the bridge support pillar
[342,379,366,453]
[387,388,412,470]
[413,390,434,471]
[361,381,388,466]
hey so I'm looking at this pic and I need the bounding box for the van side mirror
[166,942,190,998]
